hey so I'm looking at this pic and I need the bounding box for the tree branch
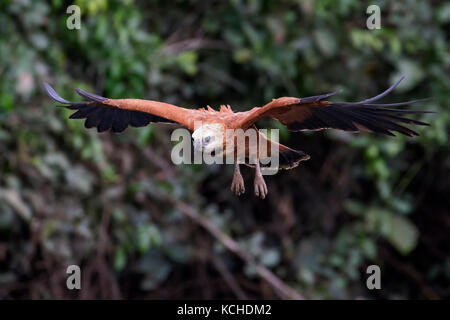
[170,199,305,300]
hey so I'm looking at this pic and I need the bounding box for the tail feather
[278,145,310,169]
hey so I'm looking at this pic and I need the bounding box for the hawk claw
[231,173,245,196]
[254,175,268,199]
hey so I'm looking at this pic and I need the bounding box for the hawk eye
[204,136,211,143]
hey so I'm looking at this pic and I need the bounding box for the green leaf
[114,246,127,271]
[136,224,162,254]
[385,215,419,255]
[176,51,198,76]
[391,60,425,92]
[260,248,280,267]
[314,29,337,57]
[0,93,14,111]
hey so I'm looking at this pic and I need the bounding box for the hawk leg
[231,163,245,196]
[254,161,268,199]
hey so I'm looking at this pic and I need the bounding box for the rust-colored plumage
[44,77,431,199]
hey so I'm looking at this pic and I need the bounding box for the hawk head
[192,123,225,154]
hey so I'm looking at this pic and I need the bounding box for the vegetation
[0,0,448,299]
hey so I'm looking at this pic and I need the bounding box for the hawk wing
[44,83,197,133]
[237,77,432,137]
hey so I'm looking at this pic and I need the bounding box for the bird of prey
[44,77,430,199]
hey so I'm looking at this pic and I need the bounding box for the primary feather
[237,77,432,137]
[44,83,175,133]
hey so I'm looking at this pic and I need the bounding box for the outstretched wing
[237,77,432,137]
[44,83,196,133]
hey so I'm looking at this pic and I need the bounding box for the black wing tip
[286,76,433,137]
[390,75,406,89]
[45,83,130,133]
[324,91,341,99]
[397,75,406,83]
[44,82,109,105]
[43,82,72,104]
[300,91,340,104]
[75,88,107,103]
[354,76,405,104]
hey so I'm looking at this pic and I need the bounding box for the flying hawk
[44,77,430,199]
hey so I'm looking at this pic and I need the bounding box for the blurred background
[0,0,449,299]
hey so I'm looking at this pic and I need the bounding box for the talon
[231,164,245,196]
[253,175,267,199]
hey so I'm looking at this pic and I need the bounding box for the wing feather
[44,83,194,133]
[237,78,432,137]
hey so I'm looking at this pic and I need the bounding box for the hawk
[44,77,430,199]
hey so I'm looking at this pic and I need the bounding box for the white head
[192,123,224,154]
